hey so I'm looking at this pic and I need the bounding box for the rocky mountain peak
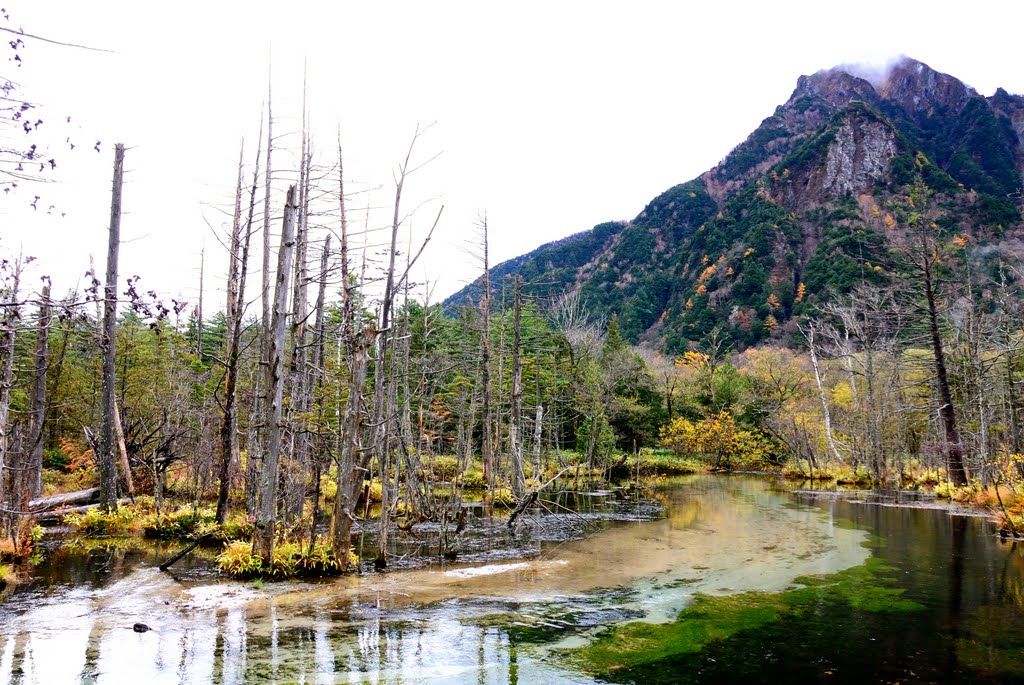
[786,69,877,111]
[446,59,1024,351]
[877,57,976,117]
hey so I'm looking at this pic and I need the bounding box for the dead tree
[252,185,297,563]
[216,135,260,525]
[510,275,525,497]
[284,97,312,523]
[0,259,21,514]
[330,323,375,567]
[28,281,50,499]
[366,125,442,568]
[804,321,843,469]
[98,144,125,511]
[478,216,493,492]
[247,82,274,517]
[329,141,358,567]
[306,235,330,551]
[215,143,246,523]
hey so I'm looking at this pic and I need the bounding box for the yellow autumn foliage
[698,264,717,282]
[659,412,781,468]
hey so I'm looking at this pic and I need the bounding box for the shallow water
[0,475,1020,683]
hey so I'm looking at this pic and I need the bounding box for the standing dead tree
[0,258,22,519]
[363,125,442,569]
[27,280,50,499]
[253,185,297,563]
[510,275,525,497]
[477,217,494,494]
[248,84,274,517]
[216,133,261,525]
[98,143,125,511]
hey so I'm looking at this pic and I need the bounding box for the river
[0,475,1021,684]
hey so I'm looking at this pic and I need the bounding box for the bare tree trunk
[0,262,20,512]
[285,118,311,523]
[28,282,50,499]
[398,270,426,516]
[369,132,411,568]
[922,249,968,486]
[1007,352,1020,453]
[533,404,544,476]
[330,141,358,568]
[337,138,352,360]
[253,185,297,563]
[805,322,843,468]
[248,76,274,517]
[112,399,133,497]
[215,142,246,524]
[479,218,493,493]
[307,236,330,549]
[533,348,544,478]
[495,282,506,480]
[98,144,125,511]
[510,275,525,497]
[217,136,260,524]
[331,324,374,567]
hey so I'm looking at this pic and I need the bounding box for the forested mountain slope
[445,58,1024,352]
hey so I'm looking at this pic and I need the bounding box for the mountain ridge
[445,57,1024,351]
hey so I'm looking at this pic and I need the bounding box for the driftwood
[29,487,99,513]
[507,466,574,531]
[507,492,539,531]
[159,532,214,571]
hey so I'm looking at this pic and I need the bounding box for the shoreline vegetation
[5,447,1016,587]
[0,124,1017,597]
[1,147,1021,593]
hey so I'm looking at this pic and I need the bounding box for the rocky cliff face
[772,109,899,211]
[822,113,898,196]
[445,57,1024,352]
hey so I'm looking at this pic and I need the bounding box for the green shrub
[217,541,263,576]
[458,466,486,489]
[0,563,18,588]
[425,456,460,482]
[141,506,215,539]
[321,476,338,502]
[217,540,357,578]
[64,505,138,536]
[43,447,70,470]
[490,488,518,507]
[215,514,255,542]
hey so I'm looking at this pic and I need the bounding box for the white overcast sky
[3,1,1024,314]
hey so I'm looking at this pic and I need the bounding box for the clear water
[0,475,1019,684]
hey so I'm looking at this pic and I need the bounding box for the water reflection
[8,476,1016,683]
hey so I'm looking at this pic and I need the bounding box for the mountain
[444,58,1024,352]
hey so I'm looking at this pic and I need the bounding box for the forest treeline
[2,110,1024,575]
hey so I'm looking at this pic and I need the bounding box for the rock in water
[133,623,151,633]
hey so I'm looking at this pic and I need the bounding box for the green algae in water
[957,606,1024,679]
[567,556,924,677]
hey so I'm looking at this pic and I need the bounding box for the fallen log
[507,491,539,531]
[36,498,132,522]
[508,466,573,531]
[159,533,214,571]
[29,487,99,513]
